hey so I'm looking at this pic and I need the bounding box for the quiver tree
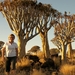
[37,3,60,58]
[51,36,67,61]
[65,14,75,58]
[52,12,75,59]
[0,0,51,58]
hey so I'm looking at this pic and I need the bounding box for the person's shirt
[3,42,18,57]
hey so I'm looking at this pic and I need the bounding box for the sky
[0,0,75,52]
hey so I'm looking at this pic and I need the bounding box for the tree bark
[17,37,26,58]
[40,32,50,58]
[67,42,72,58]
[61,43,66,61]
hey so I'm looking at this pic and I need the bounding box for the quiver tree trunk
[18,36,26,58]
[40,32,50,58]
[67,42,72,58]
[61,42,66,61]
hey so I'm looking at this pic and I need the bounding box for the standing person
[1,34,18,75]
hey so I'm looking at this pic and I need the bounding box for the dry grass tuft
[32,69,46,75]
[60,64,75,75]
[16,57,33,68]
